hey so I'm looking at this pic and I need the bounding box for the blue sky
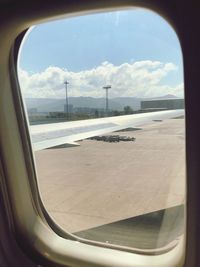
[18,9,183,98]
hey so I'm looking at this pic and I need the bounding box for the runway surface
[35,118,185,250]
[75,204,184,250]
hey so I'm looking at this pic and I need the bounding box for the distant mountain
[143,94,178,101]
[153,94,178,99]
[25,97,141,112]
[25,95,180,113]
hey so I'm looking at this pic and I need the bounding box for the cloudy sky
[18,9,184,99]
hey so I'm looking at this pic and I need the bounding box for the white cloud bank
[18,60,183,99]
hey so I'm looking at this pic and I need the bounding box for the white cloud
[18,60,183,99]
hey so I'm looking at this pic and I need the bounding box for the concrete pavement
[35,118,185,249]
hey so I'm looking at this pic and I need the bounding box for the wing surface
[30,109,184,151]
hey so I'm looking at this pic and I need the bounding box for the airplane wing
[30,109,184,151]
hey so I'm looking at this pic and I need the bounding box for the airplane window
[17,9,185,253]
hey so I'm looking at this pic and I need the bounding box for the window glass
[18,9,185,253]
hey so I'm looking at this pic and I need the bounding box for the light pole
[64,81,69,119]
[103,85,111,116]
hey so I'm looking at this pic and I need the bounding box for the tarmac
[35,118,185,250]
[76,204,184,250]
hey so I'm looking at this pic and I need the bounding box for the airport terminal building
[141,98,184,111]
